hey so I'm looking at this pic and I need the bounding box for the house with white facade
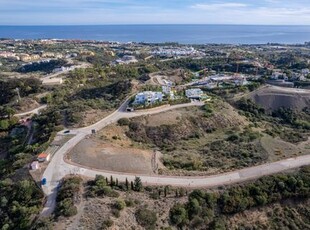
[185,88,204,99]
[134,91,163,105]
[115,55,138,65]
[162,86,174,99]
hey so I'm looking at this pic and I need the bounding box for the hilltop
[249,85,310,112]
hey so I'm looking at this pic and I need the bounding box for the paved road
[14,105,47,117]
[40,99,310,216]
[41,100,204,216]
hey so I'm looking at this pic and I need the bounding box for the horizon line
[1,23,310,26]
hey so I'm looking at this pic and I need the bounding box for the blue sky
[1,0,310,25]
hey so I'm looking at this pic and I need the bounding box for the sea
[1,25,310,45]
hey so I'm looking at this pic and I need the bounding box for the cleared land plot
[249,85,310,112]
[261,135,310,161]
[68,138,154,174]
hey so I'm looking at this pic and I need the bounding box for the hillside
[249,85,310,112]
[68,99,277,176]
[49,167,310,230]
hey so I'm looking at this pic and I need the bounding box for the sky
[1,0,310,25]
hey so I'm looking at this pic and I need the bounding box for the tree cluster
[170,167,310,229]
[16,59,67,74]
[55,176,82,217]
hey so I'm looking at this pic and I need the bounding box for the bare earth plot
[68,138,154,174]
[249,85,310,111]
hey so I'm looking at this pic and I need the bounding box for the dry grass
[71,109,111,128]
[260,135,309,161]
[54,188,187,230]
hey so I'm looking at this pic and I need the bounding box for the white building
[53,66,73,73]
[42,78,63,86]
[271,72,286,80]
[37,153,50,162]
[134,91,163,105]
[115,55,138,65]
[162,86,171,95]
[162,86,174,99]
[186,88,204,99]
[30,161,40,170]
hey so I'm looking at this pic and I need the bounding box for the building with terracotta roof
[37,153,50,162]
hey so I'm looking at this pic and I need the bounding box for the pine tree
[133,177,143,192]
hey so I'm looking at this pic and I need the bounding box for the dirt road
[14,105,47,117]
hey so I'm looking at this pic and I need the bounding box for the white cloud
[1,0,310,25]
[191,3,247,11]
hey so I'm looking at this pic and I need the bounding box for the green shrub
[55,176,82,217]
[100,186,120,197]
[56,198,78,217]
[169,203,188,227]
[150,191,160,200]
[32,217,53,230]
[226,134,239,142]
[114,199,126,210]
[101,219,114,229]
[118,118,130,126]
[112,209,120,218]
[135,208,158,230]
[88,175,120,197]
[125,199,135,207]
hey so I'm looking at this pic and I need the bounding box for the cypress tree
[125,178,129,190]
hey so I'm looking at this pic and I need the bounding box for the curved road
[41,100,204,216]
[41,100,310,216]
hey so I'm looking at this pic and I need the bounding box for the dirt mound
[249,85,310,112]
[126,102,246,148]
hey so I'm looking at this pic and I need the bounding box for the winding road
[40,100,310,217]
